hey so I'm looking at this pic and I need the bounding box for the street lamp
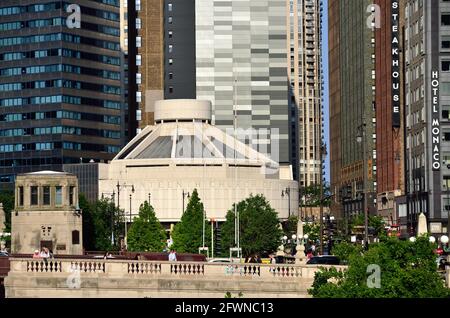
[429,236,436,244]
[281,187,291,217]
[409,237,416,243]
[116,182,135,250]
[148,193,151,204]
[182,190,190,214]
[129,185,135,228]
[356,121,369,249]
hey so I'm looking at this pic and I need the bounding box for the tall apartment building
[0,0,123,189]
[328,0,377,219]
[403,0,449,236]
[287,0,323,185]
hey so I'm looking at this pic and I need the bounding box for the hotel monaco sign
[431,71,440,171]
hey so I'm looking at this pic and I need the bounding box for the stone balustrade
[5,258,348,298]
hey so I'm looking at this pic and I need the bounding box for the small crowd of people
[32,247,53,259]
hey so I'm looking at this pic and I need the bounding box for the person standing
[168,249,177,262]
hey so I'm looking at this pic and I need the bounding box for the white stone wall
[99,162,298,223]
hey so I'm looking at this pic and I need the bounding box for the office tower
[328,0,377,219]
[0,0,123,189]
[126,0,195,134]
[195,0,290,163]
[127,0,324,166]
[287,0,323,185]
[404,0,449,236]
[374,0,406,226]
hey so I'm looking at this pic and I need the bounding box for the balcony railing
[8,258,347,280]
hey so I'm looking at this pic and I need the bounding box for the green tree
[300,183,331,208]
[79,194,96,251]
[331,241,363,264]
[0,191,14,233]
[171,189,211,253]
[127,201,166,252]
[91,198,124,251]
[351,214,386,238]
[304,222,320,242]
[221,194,283,258]
[284,215,299,237]
[309,237,450,298]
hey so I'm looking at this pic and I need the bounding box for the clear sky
[322,0,330,183]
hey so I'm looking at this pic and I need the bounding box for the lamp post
[356,121,369,249]
[116,182,135,250]
[281,187,291,218]
[148,193,151,205]
[182,190,190,214]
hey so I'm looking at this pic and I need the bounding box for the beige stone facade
[12,171,83,255]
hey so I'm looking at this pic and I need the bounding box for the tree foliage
[304,222,320,242]
[221,194,283,257]
[331,241,364,264]
[75,196,125,252]
[351,214,386,235]
[300,183,331,207]
[171,189,211,253]
[0,191,14,233]
[309,237,450,298]
[79,194,95,251]
[127,201,166,252]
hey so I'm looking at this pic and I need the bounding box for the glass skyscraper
[0,0,124,189]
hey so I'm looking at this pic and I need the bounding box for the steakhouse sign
[431,71,440,171]
[391,0,401,128]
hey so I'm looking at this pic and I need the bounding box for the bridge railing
[8,258,347,280]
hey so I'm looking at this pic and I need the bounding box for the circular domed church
[98,100,298,225]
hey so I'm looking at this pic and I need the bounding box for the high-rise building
[328,0,377,219]
[195,0,290,164]
[0,0,124,189]
[127,0,324,167]
[374,0,406,225]
[403,0,449,236]
[287,0,323,185]
[126,0,195,134]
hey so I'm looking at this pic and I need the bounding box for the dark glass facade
[0,0,123,189]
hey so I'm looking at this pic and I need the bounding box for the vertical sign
[391,0,401,127]
[431,71,440,171]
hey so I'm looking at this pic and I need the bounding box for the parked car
[306,255,340,265]
[0,251,8,257]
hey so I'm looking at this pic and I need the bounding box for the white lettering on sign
[431,71,440,171]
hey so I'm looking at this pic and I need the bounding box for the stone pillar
[295,220,306,264]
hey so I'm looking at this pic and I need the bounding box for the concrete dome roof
[114,100,277,168]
